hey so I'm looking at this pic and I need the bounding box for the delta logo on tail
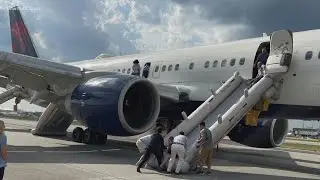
[9,6,38,58]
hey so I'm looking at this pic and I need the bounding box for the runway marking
[9,149,121,153]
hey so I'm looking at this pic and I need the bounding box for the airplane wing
[0,51,187,103]
[0,51,84,95]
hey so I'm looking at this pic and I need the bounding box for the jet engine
[65,74,160,136]
[228,119,289,148]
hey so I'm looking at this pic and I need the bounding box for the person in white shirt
[167,131,188,174]
[131,59,141,76]
[135,134,152,166]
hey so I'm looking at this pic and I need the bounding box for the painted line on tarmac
[9,148,121,153]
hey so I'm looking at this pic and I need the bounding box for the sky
[0,0,319,128]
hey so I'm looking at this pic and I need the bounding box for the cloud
[87,0,250,53]
[33,32,47,49]
[172,0,320,36]
[0,0,252,62]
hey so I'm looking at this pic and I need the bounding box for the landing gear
[72,127,84,143]
[83,128,94,144]
[72,127,107,145]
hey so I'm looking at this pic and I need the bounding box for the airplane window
[221,59,227,67]
[189,63,194,70]
[162,65,167,72]
[155,66,159,72]
[318,51,320,59]
[230,58,236,66]
[212,60,218,68]
[168,65,173,71]
[122,69,126,73]
[305,51,313,60]
[239,58,245,65]
[175,64,179,71]
[204,61,210,68]
[127,68,131,74]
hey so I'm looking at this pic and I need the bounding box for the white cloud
[51,56,63,63]
[86,0,250,53]
[33,32,47,49]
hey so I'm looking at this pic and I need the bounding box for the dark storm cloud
[173,0,320,37]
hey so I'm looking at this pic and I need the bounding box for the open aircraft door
[265,30,293,74]
[152,61,162,78]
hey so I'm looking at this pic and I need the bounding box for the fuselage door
[265,30,293,74]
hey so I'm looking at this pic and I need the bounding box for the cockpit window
[305,51,313,60]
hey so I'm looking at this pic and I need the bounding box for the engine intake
[228,119,289,148]
[65,74,160,136]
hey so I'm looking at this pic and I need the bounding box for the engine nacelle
[65,74,160,136]
[228,119,289,148]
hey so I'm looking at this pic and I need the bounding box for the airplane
[0,6,319,150]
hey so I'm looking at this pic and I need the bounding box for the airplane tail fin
[9,6,39,58]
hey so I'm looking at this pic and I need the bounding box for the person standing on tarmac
[160,136,174,170]
[131,59,141,76]
[137,127,166,173]
[167,131,188,174]
[135,134,152,166]
[0,120,7,180]
[196,122,213,175]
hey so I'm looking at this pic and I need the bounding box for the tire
[83,129,94,144]
[72,127,84,143]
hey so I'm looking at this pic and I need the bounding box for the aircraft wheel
[83,128,94,144]
[72,127,84,143]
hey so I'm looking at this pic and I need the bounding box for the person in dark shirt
[255,47,269,68]
[160,136,174,170]
[137,127,166,173]
[142,63,150,78]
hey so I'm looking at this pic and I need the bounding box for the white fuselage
[69,29,320,107]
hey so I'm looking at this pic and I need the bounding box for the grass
[281,143,320,152]
[287,137,320,142]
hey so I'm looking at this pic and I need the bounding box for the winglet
[9,6,39,58]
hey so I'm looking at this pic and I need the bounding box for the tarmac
[2,118,320,180]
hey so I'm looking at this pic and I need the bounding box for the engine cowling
[65,74,160,136]
[228,119,289,148]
